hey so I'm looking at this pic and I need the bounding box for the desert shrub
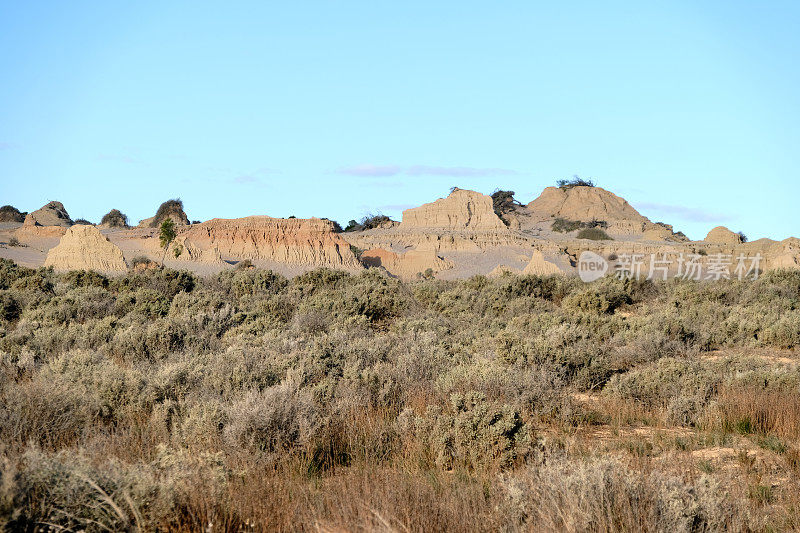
[576,227,612,240]
[760,312,800,348]
[59,269,108,289]
[562,280,630,314]
[224,379,320,454]
[0,259,35,290]
[401,391,530,470]
[556,175,595,189]
[0,374,102,448]
[551,217,582,233]
[2,254,800,528]
[46,349,147,420]
[150,198,188,227]
[551,218,608,233]
[111,268,195,298]
[757,268,800,296]
[28,286,116,325]
[73,218,92,225]
[300,269,409,325]
[234,258,254,270]
[0,291,21,323]
[293,268,350,293]
[115,288,171,318]
[603,357,719,425]
[293,309,329,335]
[344,214,392,232]
[491,190,522,219]
[130,255,155,269]
[5,446,208,531]
[7,237,22,247]
[7,270,55,311]
[0,205,25,223]
[100,208,129,227]
[502,457,747,531]
[230,269,288,297]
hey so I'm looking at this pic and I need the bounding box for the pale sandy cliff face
[401,188,507,231]
[44,225,127,274]
[705,226,743,245]
[344,189,525,253]
[180,216,362,269]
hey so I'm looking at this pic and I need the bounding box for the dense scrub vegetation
[557,175,595,189]
[1,257,800,531]
[150,199,188,228]
[552,217,609,233]
[0,205,25,223]
[344,214,393,232]
[100,209,129,228]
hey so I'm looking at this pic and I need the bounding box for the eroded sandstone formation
[528,186,643,223]
[401,188,507,230]
[44,225,127,274]
[181,216,362,269]
[705,226,743,245]
[488,265,522,277]
[360,248,453,279]
[522,250,564,276]
[343,188,525,253]
[14,214,68,240]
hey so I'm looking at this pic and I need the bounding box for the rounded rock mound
[705,226,743,245]
[28,201,73,226]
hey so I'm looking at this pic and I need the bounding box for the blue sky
[1,1,798,240]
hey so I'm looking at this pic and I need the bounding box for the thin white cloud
[337,164,516,178]
[338,164,403,177]
[230,168,274,185]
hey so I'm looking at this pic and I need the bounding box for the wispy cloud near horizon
[337,164,517,178]
[635,201,733,223]
[230,167,274,186]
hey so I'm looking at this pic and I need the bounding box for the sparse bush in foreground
[0,264,798,530]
